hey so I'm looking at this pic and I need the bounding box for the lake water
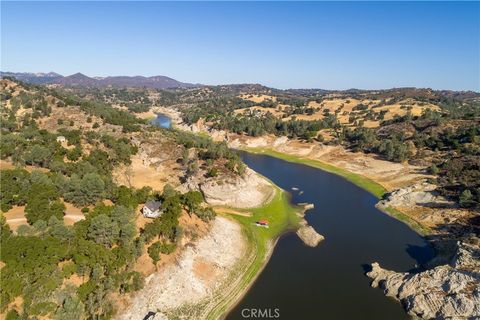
[151,113,171,129]
[227,152,434,320]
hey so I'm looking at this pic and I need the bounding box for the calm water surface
[151,113,171,128]
[227,152,434,320]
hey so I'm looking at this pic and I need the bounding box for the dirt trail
[213,207,252,217]
[3,203,86,231]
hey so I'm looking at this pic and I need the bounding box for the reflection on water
[150,113,171,129]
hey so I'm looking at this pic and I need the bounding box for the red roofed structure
[257,220,269,226]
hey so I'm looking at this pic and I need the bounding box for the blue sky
[1,1,479,90]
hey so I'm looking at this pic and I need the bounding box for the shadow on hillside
[422,217,480,268]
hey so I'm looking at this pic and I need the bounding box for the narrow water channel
[227,152,434,320]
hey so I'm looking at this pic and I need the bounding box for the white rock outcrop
[200,168,274,208]
[296,225,324,247]
[367,241,480,319]
[378,182,454,208]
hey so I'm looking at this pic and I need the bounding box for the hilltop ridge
[0,71,197,89]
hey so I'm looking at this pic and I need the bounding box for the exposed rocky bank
[181,167,275,208]
[296,225,324,247]
[295,204,324,247]
[377,182,453,209]
[367,239,480,319]
[117,216,246,320]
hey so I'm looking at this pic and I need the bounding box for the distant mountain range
[1,72,478,97]
[0,71,198,89]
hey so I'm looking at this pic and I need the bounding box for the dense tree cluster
[437,157,480,208]
[211,113,339,140]
[343,110,480,207]
[0,169,215,318]
[0,105,138,210]
[343,127,413,162]
[0,168,158,318]
[0,201,145,318]
[171,130,246,176]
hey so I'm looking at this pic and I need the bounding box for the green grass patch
[231,187,301,240]
[220,186,301,276]
[381,206,431,236]
[207,187,301,319]
[244,147,387,199]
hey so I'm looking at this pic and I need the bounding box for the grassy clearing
[244,147,387,198]
[206,187,301,319]
[231,186,301,243]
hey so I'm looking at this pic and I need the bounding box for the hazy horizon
[2,2,479,91]
[3,69,480,93]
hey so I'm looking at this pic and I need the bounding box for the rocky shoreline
[296,203,325,247]
[296,225,324,247]
[367,239,480,319]
[198,168,275,208]
[177,166,275,209]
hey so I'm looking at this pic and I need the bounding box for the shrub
[207,167,218,177]
[195,207,216,222]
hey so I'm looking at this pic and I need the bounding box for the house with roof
[56,135,67,143]
[142,200,163,218]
